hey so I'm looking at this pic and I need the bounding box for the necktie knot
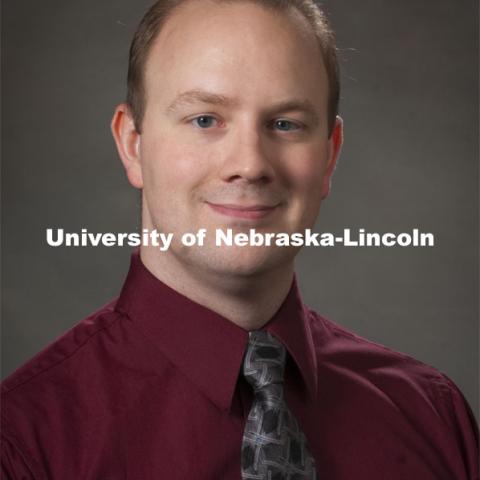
[242,330,287,393]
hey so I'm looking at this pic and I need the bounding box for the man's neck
[140,246,295,331]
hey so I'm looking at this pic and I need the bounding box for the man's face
[116,0,342,279]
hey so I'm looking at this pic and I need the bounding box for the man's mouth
[205,202,279,220]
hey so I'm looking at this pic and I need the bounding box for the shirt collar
[115,251,318,412]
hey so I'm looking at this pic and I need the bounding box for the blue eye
[192,115,218,129]
[273,119,301,132]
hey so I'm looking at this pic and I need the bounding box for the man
[1,0,478,478]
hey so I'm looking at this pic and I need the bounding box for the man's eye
[191,115,218,129]
[272,119,302,132]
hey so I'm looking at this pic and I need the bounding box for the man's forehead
[142,0,328,114]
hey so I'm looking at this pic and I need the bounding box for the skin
[111,0,343,330]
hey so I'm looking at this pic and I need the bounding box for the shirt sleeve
[1,433,37,480]
[441,375,479,480]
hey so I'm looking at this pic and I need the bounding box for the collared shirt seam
[2,307,124,395]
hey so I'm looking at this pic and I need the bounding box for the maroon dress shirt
[1,251,479,479]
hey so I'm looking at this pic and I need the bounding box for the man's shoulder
[305,307,473,423]
[0,298,154,472]
[305,307,479,477]
[1,299,122,396]
[1,299,142,478]
[307,306,446,376]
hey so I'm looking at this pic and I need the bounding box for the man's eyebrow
[165,89,240,113]
[268,99,320,125]
[166,89,320,125]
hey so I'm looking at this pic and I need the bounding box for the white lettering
[344,228,358,246]
[46,228,64,247]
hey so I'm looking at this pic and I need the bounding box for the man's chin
[184,245,298,280]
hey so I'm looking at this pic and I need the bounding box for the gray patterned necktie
[241,330,317,479]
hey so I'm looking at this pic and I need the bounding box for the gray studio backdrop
[2,0,478,419]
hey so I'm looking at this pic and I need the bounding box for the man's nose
[219,126,275,184]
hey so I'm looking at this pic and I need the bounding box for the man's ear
[320,115,343,199]
[111,103,143,189]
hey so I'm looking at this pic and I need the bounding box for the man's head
[111,0,343,282]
